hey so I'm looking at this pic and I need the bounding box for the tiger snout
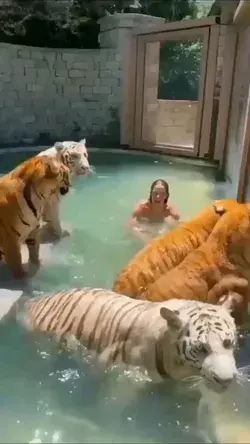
[77,165,93,177]
[202,353,237,392]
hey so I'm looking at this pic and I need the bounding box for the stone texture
[0,42,123,144]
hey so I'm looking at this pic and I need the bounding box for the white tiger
[15,287,241,391]
[37,138,93,239]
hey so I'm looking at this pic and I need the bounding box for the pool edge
[0,146,217,169]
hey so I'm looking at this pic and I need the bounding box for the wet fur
[37,139,90,239]
[113,199,240,297]
[0,156,70,278]
[138,204,250,326]
[15,287,238,385]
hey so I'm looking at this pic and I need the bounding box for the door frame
[121,16,220,158]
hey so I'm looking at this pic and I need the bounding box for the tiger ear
[160,307,182,330]
[79,138,86,145]
[44,158,61,179]
[54,142,64,153]
[213,201,226,216]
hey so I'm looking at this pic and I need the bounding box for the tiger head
[53,138,93,177]
[160,294,239,392]
[210,203,250,262]
[16,156,71,197]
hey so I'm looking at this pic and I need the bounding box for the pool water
[0,148,242,443]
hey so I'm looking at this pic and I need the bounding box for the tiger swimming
[137,203,250,326]
[37,138,93,239]
[14,286,241,390]
[113,199,240,298]
[0,155,71,278]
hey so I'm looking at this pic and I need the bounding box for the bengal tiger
[0,155,71,279]
[13,286,242,391]
[113,199,240,298]
[136,203,250,325]
[37,138,93,239]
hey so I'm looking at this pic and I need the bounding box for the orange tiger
[113,199,240,298]
[137,203,250,325]
[0,155,70,279]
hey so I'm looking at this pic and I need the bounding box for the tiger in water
[12,286,242,391]
[0,155,71,278]
[113,199,240,298]
[37,138,93,239]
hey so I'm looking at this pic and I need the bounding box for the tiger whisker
[238,364,250,376]
[182,375,203,383]
[188,380,203,390]
[180,375,203,390]
[236,373,249,384]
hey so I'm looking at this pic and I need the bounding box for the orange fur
[138,203,250,325]
[0,155,70,278]
[113,199,240,298]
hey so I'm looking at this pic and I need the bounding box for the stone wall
[156,100,197,146]
[0,13,165,147]
[0,43,122,146]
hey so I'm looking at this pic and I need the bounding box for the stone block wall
[156,100,197,147]
[0,13,165,147]
[0,43,122,145]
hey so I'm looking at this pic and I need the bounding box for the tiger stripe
[113,199,240,298]
[0,155,70,278]
[17,286,239,386]
[136,204,250,327]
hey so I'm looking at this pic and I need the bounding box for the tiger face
[34,156,71,197]
[160,295,238,392]
[53,138,92,177]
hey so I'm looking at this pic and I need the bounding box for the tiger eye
[199,345,207,354]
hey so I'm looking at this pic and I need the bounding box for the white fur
[18,288,238,392]
[37,138,92,237]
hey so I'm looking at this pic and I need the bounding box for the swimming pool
[0,148,244,443]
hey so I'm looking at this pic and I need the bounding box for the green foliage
[0,0,200,48]
[158,39,203,100]
[147,0,197,21]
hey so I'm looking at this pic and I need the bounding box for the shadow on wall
[0,105,121,149]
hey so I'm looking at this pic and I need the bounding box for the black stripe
[60,291,85,332]
[155,338,169,378]
[23,182,37,218]
[46,290,76,331]
[18,213,30,227]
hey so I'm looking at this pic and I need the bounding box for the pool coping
[0,146,217,169]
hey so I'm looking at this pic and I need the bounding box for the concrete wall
[0,44,122,146]
[143,99,198,146]
[0,13,164,147]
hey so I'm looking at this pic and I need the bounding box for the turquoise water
[0,149,232,443]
